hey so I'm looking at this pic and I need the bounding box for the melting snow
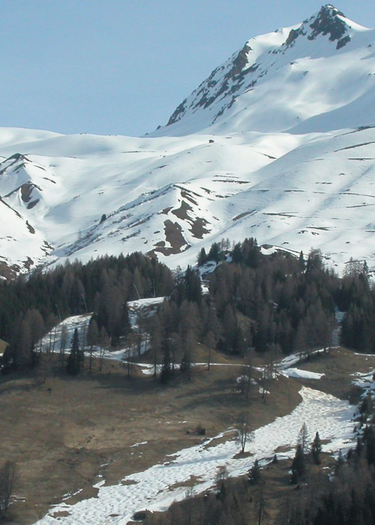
[33,387,355,524]
[352,369,375,397]
[281,368,325,380]
[130,442,148,448]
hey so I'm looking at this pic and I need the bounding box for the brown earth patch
[52,511,71,518]
[171,201,193,221]
[170,200,210,239]
[152,220,188,256]
[180,189,199,206]
[189,217,210,239]
[233,210,256,221]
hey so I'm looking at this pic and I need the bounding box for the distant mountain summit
[157,5,374,136]
[296,4,348,43]
[1,6,375,277]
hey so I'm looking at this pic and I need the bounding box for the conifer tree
[311,431,322,465]
[66,328,83,375]
[197,247,207,266]
[299,251,305,271]
[160,345,172,384]
[298,422,309,454]
[0,460,15,521]
[291,444,305,484]
[248,459,262,485]
[99,326,109,371]
[87,318,99,371]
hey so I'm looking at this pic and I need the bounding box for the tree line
[0,239,373,376]
[0,252,173,371]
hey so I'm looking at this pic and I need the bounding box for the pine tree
[99,326,109,371]
[0,461,15,521]
[248,459,262,485]
[207,242,221,263]
[66,328,83,375]
[160,345,172,384]
[298,422,309,454]
[150,316,162,378]
[204,330,216,371]
[335,449,345,473]
[311,431,322,465]
[255,483,267,525]
[291,445,305,484]
[87,318,99,371]
[197,247,207,266]
[299,251,305,271]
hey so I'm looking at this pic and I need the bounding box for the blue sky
[2,1,374,136]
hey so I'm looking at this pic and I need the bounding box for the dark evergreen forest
[0,252,173,370]
[0,239,373,375]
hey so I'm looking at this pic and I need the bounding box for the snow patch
[33,387,355,524]
[281,368,325,379]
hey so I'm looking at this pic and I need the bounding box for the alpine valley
[4,6,375,525]
[2,4,375,277]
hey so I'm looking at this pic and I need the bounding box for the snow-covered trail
[34,387,355,525]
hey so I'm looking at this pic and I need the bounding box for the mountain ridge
[156,4,374,137]
[1,5,375,277]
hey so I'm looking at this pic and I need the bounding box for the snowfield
[33,387,355,525]
[1,7,375,275]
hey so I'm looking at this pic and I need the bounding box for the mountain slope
[1,5,375,276]
[155,5,375,136]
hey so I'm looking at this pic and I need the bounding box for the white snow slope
[1,5,375,275]
[33,386,355,525]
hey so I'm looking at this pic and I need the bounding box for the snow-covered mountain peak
[0,152,57,212]
[284,4,369,49]
[157,5,375,137]
[1,10,375,277]
[303,4,348,40]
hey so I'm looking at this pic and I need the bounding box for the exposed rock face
[308,5,347,42]
[164,5,356,134]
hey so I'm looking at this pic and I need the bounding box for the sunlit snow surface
[2,10,375,275]
[39,297,165,360]
[281,368,325,379]
[352,369,375,398]
[34,387,354,525]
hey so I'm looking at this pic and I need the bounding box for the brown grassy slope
[0,349,300,525]
[1,346,374,524]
